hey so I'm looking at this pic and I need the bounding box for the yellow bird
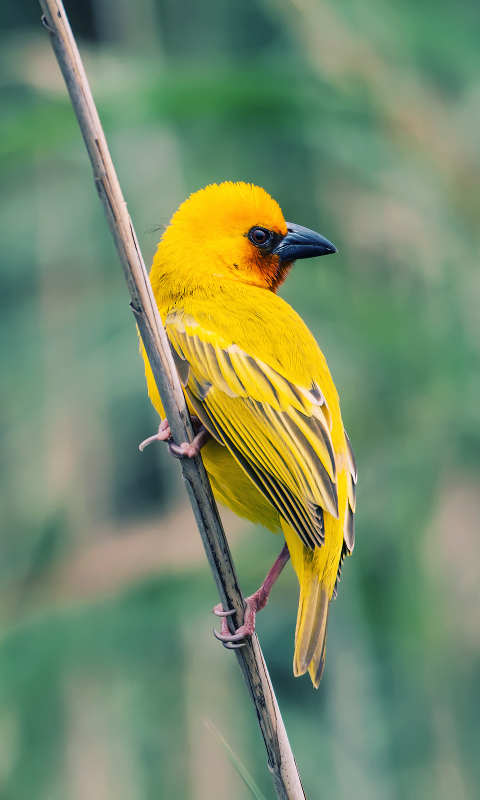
[140,182,356,688]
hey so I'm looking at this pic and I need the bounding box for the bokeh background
[1,0,480,797]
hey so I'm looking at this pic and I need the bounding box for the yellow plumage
[142,182,356,687]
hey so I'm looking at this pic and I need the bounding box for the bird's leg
[213,542,290,649]
[139,415,212,459]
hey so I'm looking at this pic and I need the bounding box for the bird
[139,181,356,688]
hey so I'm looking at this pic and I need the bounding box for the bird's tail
[280,519,331,688]
[294,565,330,688]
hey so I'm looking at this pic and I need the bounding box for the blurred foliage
[0,0,480,798]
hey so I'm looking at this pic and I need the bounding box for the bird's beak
[273,222,337,262]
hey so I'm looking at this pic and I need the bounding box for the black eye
[249,227,271,247]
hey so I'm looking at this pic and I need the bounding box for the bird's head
[153,182,336,292]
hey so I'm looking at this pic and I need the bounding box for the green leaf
[204,719,268,800]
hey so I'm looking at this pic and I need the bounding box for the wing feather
[332,541,349,599]
[345,430,357,483]
[203,341,234,396]
[215,349,246,395]
[343,502,355,552]
[169,341,190,387]
[343,428,357,553]
[184,388,224,443]
[166,310,339,549]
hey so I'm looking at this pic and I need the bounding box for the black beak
[272,222,337,262]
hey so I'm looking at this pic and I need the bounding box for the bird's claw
[213,627,248,643]
[167,441,192,459]
[140,416,212,459]
[212,604,236,618]
[139,418,171,451]
[212,601,255,648]
[222,641,246,650]
[166,438,209,459]
[213,605,245,645]
[213,628,246,648]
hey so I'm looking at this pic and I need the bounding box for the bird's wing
[166,310,339,550]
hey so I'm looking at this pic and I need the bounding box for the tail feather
[281,518,333,687]
[308,600,330,688]
[293,570,330,684]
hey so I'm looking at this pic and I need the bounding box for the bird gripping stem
[38,2,306,797]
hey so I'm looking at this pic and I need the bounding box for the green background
[1,0,479,797]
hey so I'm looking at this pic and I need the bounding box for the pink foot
[139,418,171,451]
[213,593,265,649]
[212,543,290,649]
[212,606,245,650]
[139,416,211,459]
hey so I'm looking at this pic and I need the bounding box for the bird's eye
[249,227,271,247]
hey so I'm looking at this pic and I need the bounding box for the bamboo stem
[38,2,306,797]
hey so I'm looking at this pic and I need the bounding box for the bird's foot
[139,416,211,459]
[167,422,211,459]
[212,543,290,649]
[139,418,171,451]
[212,594,265,649]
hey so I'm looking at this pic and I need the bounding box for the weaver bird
[140,182,356,687]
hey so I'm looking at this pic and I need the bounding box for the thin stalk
[38,2,306,797]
